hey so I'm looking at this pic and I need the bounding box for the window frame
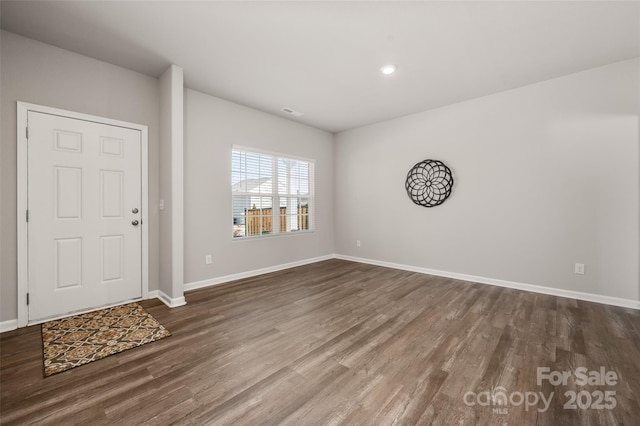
[231,146,315,240]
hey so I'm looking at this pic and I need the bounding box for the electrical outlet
[574,263,585,275]
[205,255,212,265]
[356,240,361,248]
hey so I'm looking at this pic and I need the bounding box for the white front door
[27,111,143,322]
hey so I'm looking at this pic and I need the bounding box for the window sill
[231,230,315,242]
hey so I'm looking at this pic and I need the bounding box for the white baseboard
[335,254,640,310]
[184,254,335,292]
[156,290,187,308]
[0,319,18,333]
[1,291,185,333]
[3,253,634,333]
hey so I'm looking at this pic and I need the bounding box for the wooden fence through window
[245,205,308,236]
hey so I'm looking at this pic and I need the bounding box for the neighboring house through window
[232,147,314,238]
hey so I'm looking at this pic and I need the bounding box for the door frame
[17,102,150,327]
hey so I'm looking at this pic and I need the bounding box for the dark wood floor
[1,259,639,425]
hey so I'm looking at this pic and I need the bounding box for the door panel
[54,167,82,219]
[28,111,142,322]
[100,170,124,218]
[54,238,82,289]
[100,235,124,282]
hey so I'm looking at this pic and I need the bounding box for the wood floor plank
[2,259,639,425]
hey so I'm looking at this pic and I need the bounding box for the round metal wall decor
[405,159,454,207]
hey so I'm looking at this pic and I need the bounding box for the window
[232,148,314,238]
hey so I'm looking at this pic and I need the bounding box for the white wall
[1,29,636,324]
[159,68,173,304]
[158,65,185,305]
[335,58,640,302]
[183,89,334,285]
[0,31,161,322]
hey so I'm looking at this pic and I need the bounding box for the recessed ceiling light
[380,64,397,75]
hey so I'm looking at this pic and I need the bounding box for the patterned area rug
[41,302,171,377]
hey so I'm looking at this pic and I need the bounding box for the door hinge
[26,293,29,306]
[26,210,29,222]
[26,127,29,140]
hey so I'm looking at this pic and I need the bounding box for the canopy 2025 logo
[463,367,619,414]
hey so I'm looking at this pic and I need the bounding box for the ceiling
[2,1,639,133]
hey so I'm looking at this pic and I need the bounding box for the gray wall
[0,31,161,321]
[183,89,335,285]
[335,58,640,301]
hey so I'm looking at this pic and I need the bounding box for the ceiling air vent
[281,107,304,117]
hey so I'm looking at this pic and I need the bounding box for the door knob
[132,208,139,214]
[132,220,139,226]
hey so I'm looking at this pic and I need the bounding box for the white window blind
[232,148,314,238]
